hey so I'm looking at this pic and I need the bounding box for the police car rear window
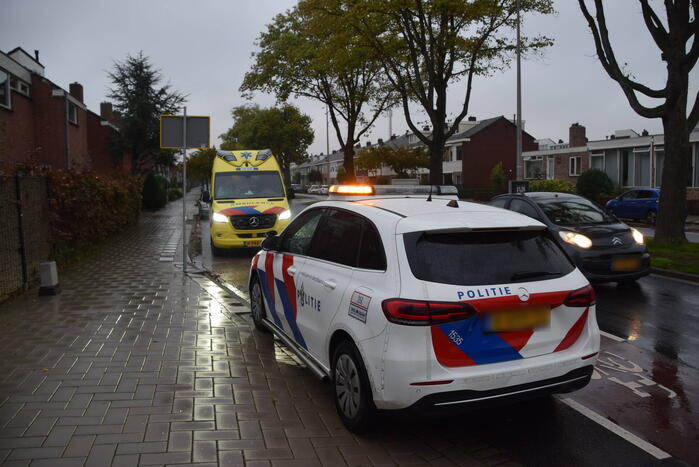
[403,230,574,286]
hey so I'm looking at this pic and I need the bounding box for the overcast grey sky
[2,0,696,154]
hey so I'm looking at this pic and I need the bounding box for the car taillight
[381,299,475,326]
[564,285,596,307]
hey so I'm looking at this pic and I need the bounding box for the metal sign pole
[182,106,187,274]
[515,0,523,180]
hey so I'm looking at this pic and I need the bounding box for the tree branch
[639,0,670,49]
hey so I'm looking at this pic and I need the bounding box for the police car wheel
[332,341,376,433]
[250,279,270,333]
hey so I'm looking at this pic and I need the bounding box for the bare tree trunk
[428,143,443,185]
[343,144,356,183]
[656,105,690,243]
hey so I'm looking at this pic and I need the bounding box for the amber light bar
[329,185,374,195]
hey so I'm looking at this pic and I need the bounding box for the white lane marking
[600,330,626,342]
[557,397,671,460]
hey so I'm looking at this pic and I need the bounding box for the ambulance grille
[230,214,276,230]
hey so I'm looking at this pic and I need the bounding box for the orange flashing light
[329,185,374,195]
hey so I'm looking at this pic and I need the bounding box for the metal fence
[0,176,52,302]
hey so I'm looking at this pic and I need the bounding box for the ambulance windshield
[214,171,285,200]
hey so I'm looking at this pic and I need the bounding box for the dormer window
[68,102,78,125]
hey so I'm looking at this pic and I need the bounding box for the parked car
[307,185,321,194]
[605,188,660,224]
[319,185,329,195]
[491,192,650,284]
[251,186,598,432]
[291,184,303,194]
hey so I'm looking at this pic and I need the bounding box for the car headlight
[278,210,291,220]
[212,212,228,223]
[559,230,592,249]
[631,228,644,245]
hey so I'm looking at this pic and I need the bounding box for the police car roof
[318,197,546,234]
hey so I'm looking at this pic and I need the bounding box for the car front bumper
[210,218,290,249]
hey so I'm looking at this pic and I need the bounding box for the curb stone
[650,267,699,284]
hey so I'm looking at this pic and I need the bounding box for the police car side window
[509,199,540,220]
[357,219,386,270]
[280,209,324,255]
[308,209,362,267]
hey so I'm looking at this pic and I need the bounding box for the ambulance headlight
[631,228,644,245]
[278,210,291,220]
[212,212,228,223]
[559,231,592,249]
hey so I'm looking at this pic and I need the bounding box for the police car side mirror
[202,191,210,203]
[262,235,280,251]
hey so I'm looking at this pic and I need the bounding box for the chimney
[378,138,384,145]
[468,116,477,122]
[69,82,83,102]
[391,134,396,140]
[422,125,431,132]
[34,50,40,62]
[100,102,114,122]
[569,122,587,147]
[365,141,371,147]
[641,129,649,136]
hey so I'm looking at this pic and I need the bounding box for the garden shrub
[529,179,576,193]
[47,169,142,249]
[168,187,183,200]
[143,173,168,210]
[576,169,614,201]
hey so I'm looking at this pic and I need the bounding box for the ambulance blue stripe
[256,269,282,328]
[236,206,261,215]
[437,318,522,365]
[274,279,308,350]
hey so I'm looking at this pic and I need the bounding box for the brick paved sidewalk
[0,193,509,467]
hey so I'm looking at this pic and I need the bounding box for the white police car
[248,185,600,432]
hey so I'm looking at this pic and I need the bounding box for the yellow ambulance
[207,149,291,255]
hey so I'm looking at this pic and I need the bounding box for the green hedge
[529,179,576,193]
[48,169,142,249]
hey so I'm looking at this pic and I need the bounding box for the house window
[569,156,582,176]
[591,153,604,171]
[10,76,30,96]
[0,69,10,109]
[68,102,78,125]
[524,156,544,179]
[456,147,463,161]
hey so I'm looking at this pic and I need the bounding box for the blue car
[606,188,660,224]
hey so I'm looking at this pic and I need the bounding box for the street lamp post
[515,0,523,181]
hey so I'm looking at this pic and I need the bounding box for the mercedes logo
[517,287,530,302]
[249,216,260,227]
[612,236,622,246]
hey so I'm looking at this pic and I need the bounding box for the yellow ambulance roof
[212,149,281,171]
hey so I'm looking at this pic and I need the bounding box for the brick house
[448,116,538,190]
[0,47,128,176]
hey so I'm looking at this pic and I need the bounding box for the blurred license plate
[486,307,549,332]
[243,240,261,247]
[611,256,641,271]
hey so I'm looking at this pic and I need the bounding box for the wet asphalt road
[195,196,699,466]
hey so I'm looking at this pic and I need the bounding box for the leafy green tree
[220,104,314,187]
[579,0,699,243]
[186,148,216,189]
[241,1,395,182]
[107,52,186,173]
[331,0,553,184]
[490,162,506,192]
[356,145,429,178]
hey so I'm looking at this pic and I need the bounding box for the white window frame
[546,156,554,180]
[590,152,605,172]
[9,76,30,97]
[569,155,582,176]
[524,156,544,180]
[0,68,11,110]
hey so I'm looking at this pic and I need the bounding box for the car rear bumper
[404,365,593,413]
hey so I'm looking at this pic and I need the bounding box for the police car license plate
[611,255,641,271]
[486,307,549,332]
[243,240,261,247]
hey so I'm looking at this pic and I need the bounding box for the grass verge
[646,238,699,276]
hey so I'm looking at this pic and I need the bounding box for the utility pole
[388,109,393,139]
[515,0,523,180]
[325,106,330,156]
